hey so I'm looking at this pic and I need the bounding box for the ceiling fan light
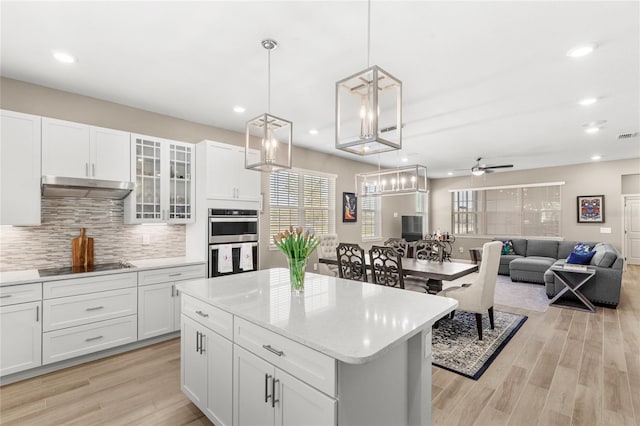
[471,169,485,176]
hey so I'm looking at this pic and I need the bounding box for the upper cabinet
[124,134,195,224]
[0,110,41,226]
[205,141,260,202]
[42,117,130,181]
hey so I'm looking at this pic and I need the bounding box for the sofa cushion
[558,241,597,259]
[590,243,617,268]
[526,239,559,258]
[495,238,527,255]
[510,256,556,273]
[499,254,523,267]
[567,251,596,265]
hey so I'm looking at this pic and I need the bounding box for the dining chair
[316,234,339,277]
[369,246,405,289]
[414,239,443,262]
[436,241,502,340]
[336,243,367,282]
[383,238,409,258]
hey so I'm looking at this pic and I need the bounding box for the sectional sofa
[494,238,623,307]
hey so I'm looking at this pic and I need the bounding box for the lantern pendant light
[335,0,402,155]
[245,39,292,172]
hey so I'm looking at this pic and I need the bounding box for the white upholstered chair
[437,241,502,340]
[316,234,339,277]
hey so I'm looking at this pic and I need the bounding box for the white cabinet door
[91,126,130,181]
[0,301,42,376]
[167,141,195,223]
[234,345,275,426]
[206,331,233,426]
[235,148,261,201]
[42,117,91,178]
[181,316,207,409]
[206,142,236,200]
[0,110,41,226]
[138,282,175,339]
[276,369,336,426]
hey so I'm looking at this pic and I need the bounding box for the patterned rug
[432,310,527,380]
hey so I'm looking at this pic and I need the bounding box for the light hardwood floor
[1,266,638,426]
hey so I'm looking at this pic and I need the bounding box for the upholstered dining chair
[369,246,404,289]
[316,234,339,277]
[436,241,502,340]
[336,243,367,282]
[383,238,409,258]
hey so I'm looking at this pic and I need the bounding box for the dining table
[318,256,478,294]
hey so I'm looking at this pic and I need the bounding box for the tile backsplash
[0,198,185,271]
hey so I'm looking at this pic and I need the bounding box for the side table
[548,265,596,312]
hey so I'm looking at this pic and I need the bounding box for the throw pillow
[567,251,596,265]
[501,240,515,255]
[573,243,594,255]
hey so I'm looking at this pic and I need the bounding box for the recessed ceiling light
[52,51,76,64]
[401,157,408,162]
[591,155,602,161]
[363,146,370,151]
[309,129,318,135]
[585,127,600,134]
[447,172,453,176]
[233,106,245,113]
[566,43,596,58]
[578,97,598,106]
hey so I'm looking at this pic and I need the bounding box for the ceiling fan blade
[481,164,513,170]
[484,169,495,174]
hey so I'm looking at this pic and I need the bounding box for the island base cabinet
[0,301,42,376]
[181,316,233,426]
[234,345,336,426]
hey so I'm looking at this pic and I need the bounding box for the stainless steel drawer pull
[92,163,96,177]
[0,295,12,298]
[85,335,103,342]
[262,344,284,357]
[85,162,89,176]
[264,374,272,403]
[168,273,182,277]
[196,310,209,318]
[272,378,279,408]
[86,306,104,311]
[36,305,39,322]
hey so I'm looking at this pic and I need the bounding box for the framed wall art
[342,192,357,222]
[577,195,605,223]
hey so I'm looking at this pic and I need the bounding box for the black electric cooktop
[38,262,135,277]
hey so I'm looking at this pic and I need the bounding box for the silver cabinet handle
[175,289,179,296]
[196,310,209,318]
[85,162,89,176]
[86,306,104,311]
[200,332,205,354]
[85,335,103,342]
[196,331,201,353]
[92,163,96,177]
[265,374,272,403]
[169,273,182,277]
[262,344,284,357]
[36,305,39,322]
[272,378,279,408]
[171,284,175,297]
[0,295,12,298]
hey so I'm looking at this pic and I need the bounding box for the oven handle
[209,217,258,223]
[210,242,259,250]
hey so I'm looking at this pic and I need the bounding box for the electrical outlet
[459,247,464,253]
[393,212,398,218]
[313,263,318,271]
[142,234,150,245]
[600,227,611,234]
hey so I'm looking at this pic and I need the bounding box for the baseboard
[0,331,180,386]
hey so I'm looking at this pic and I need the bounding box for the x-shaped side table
[548,266,597,312]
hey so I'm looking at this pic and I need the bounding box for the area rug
[432,310,527,380]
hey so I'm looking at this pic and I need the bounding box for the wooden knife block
[72,227,94,267]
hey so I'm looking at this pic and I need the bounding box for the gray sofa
[494,238,623,307]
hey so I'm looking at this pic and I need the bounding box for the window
[361,194,381,240]
[269,168,336,248]
[451,183,562,237]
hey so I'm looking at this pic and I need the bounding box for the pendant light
[245,39,292,172]
[356,164,428,197]
[336,0,402,155]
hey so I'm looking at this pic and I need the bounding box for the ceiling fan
[470,157,514,176]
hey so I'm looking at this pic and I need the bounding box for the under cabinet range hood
[41,176,134,199]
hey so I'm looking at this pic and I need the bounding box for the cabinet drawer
[43,272,137,299]
[138,264,206,286]
[234,317,336,397]
[43,287,137,332]
[0,282,42,306]
[42,314,137,365]
[182,294,233,340]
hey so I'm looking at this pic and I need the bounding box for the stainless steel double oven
[208,208,259,278]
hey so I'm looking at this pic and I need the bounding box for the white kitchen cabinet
[42,117,130,181]
[234,345,336,426]
[0,301,42,376]
[205,141,260,202]
[137,264,206,339]
[125,134,195,224]
[181,316,233,426]
[0,110,41,226]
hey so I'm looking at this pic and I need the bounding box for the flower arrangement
[273,226,321,292]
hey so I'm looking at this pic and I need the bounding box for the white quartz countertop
[176,268,458,364]
[0,257,206,286]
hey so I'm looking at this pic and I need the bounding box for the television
[401,216,423,242]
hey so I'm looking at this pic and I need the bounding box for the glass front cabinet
[125,134,195,224]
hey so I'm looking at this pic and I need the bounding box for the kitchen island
[176,268,457,426]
